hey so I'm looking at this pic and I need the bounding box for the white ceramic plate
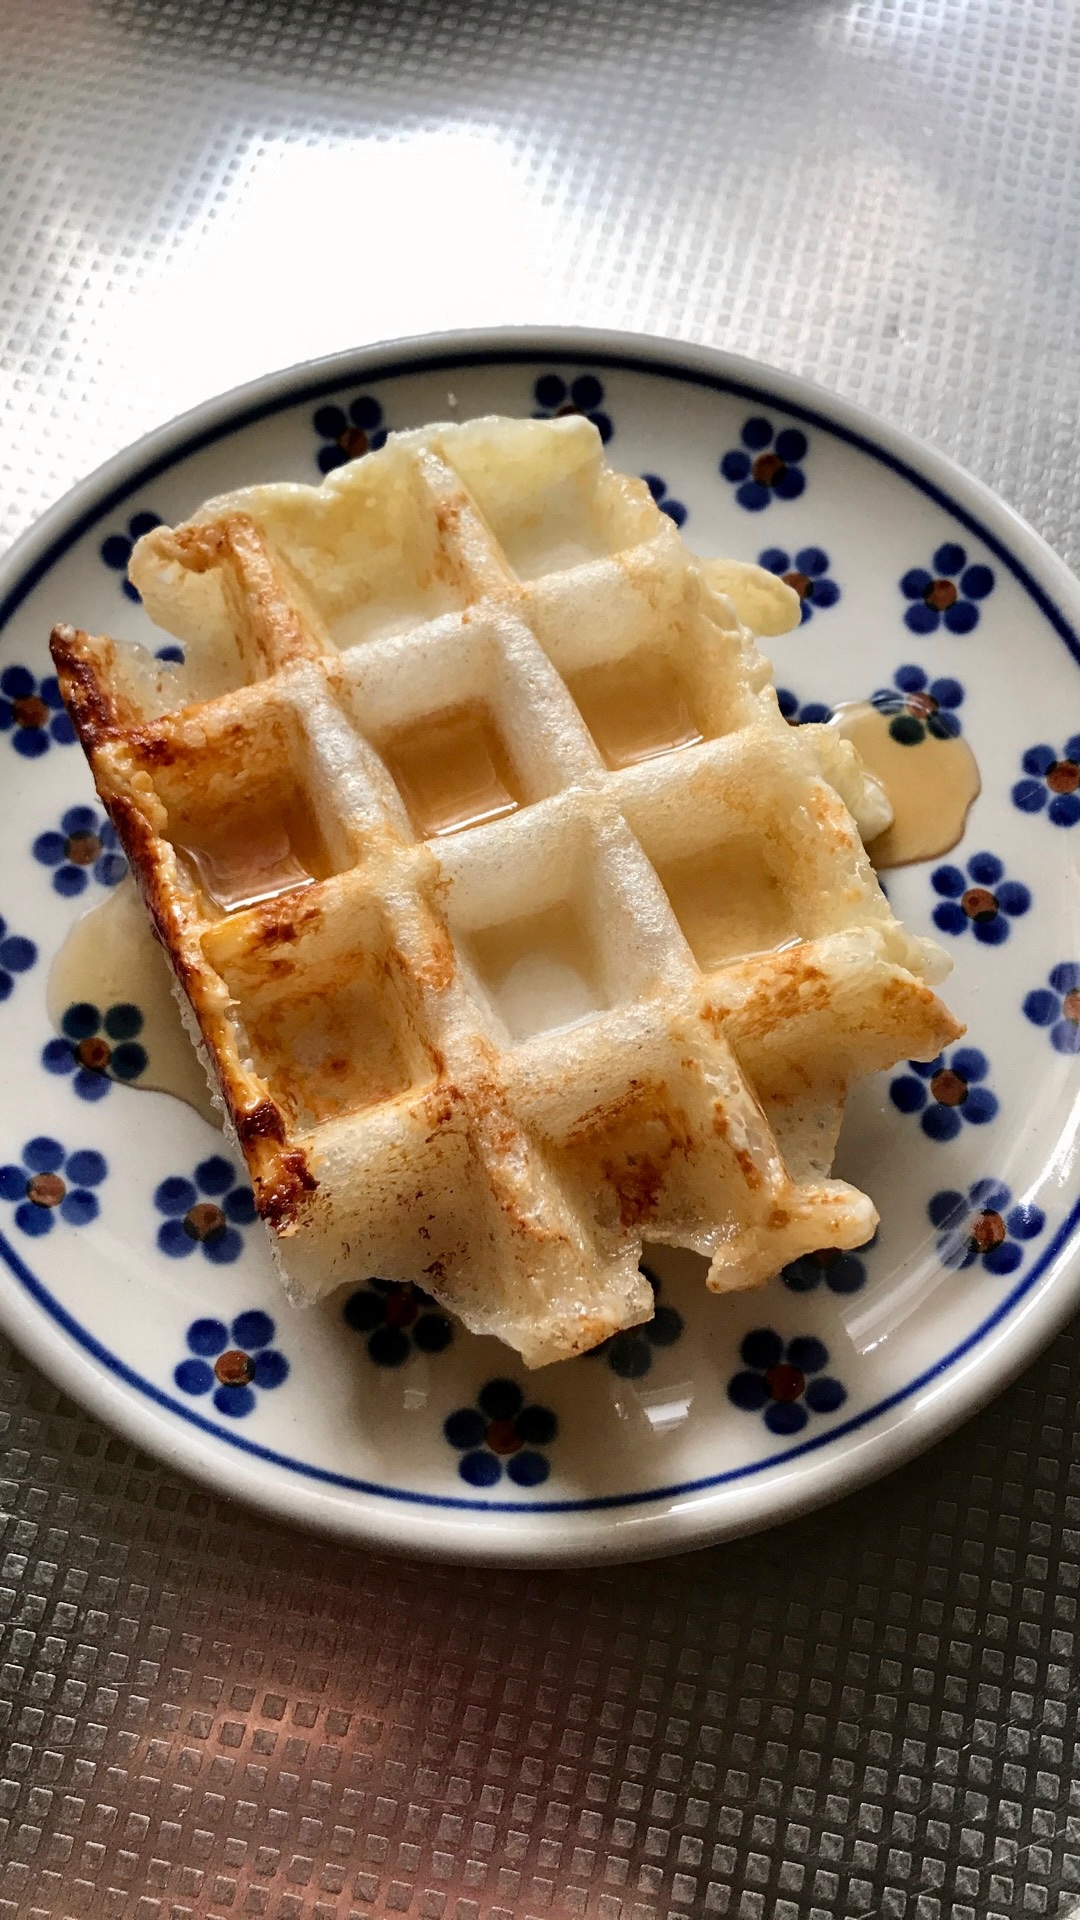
[2,327,1079,1567]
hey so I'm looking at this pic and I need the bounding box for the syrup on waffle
[51,416,960,1366]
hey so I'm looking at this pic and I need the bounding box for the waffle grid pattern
[54,418,953,1364]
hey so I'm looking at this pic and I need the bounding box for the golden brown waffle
[51,416,960,1366]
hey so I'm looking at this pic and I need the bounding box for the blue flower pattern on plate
[532,372,612,444]
[444,1379,557,1488]
[33,804,126,896]
[0,918,37,1001]
[100,511,163,602]
[728,1330,846,1435]
[0,1138,107,1237]
[154,1156,256,1264]
[776,689,832,726]
[719,417,808,511]
[174,1310,288,1418]
[584,1266,684,1377]
[313,394,389,473]
[1012,737,1080,826]
[928,1180,1046,1276]
[42,1001,147,1101]
[1023,963,1080,1053]
[781,1235,876,1296]
[899,543,994,635]
[759,545,839,621]
[0,666,74,757]
[641,473,687,527]
[890,1047,998,1140]
[872,665,965,741]
[343,1279,453,1366]
[930,852,1031,945]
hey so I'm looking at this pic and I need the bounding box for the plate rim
[2,321,1079,1568]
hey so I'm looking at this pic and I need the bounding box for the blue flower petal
[741,417,773,450]
[1012,778,1047,813]
[1006,1204,1045,1240]
[203,1226,244,1265]
[1049,962,1080,993]
[155,1175,197,1215]
[1049,793,1080,827]
[444,1408,486,1450]
[232,1309,274,1349]
[213,1384,255,1418]
[459,1450,501,1487]
[66,1149,106,1186]
[721,449,751,483]
[252,1349,288,1389]
[24,1136,65,1173]
[960,564,994,600]
[740,1328,783,1369]
[728,1370,770,1412]
[1022,989,1057,1026]
[187,1317,228,1356]
[196,1154,234,1195]
[786,1335,827,1374]
[963,1087,999,1124]
[928,1189,967,1230]
[736,481,771,512]
[765,1401,808,1436]
[15,1201,54,1237]
[804,1376,846,1414]
[922,1106,962,1142]
[890,1076,927,1114]
[174,1358,213,1395]
[933,542,966,576]
[507,1451,550,1487]
[931,864,966,899]
[952,1047,989,1082]
[983,1242,1022,1276]
[904,604,939,636]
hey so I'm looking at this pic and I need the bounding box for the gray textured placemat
[3,3,1080,1915]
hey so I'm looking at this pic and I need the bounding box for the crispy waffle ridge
[51,415,962,1367]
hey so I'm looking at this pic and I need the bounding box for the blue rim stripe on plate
[3,1196,1079,1512]
[3,345,1080,666]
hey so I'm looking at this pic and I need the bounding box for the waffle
[51,415,961,1368]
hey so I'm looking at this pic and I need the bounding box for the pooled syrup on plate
[48,878,219,1124]
[827,698,981,867]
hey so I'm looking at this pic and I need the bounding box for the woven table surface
[3,3,1080,1916]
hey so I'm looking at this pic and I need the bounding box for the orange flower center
[961,886,998,922]
[383,1287,419,1329]
[764,1363,805,1402]
[185,1201,226,1242]
[76,1037,111,1070]
[485,1418,522,1456]
[337,426,370,458]
[1064,989,1080,1024]
[931,1068,968,1106]
[782,570,812,600]
[214,1349,253,1386]
[924,579,958,611]
[1047,759,1080,794]
[12,694,47,728]
[27,1172,66,1207]
[66,831,101,866]
[752,451,784,486]
[971,1210,1006,1252]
